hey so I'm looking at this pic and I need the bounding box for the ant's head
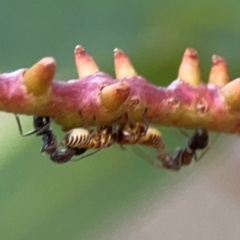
[33,116,50,133]
[193,127,209,149]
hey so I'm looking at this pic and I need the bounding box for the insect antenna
[70,149,103,162]
[132,145,164,169]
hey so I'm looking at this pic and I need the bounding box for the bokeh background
[1,0,240,239]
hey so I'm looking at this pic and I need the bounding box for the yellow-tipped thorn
[208,55,229,87]
[178,48,201,87]
[114,48,137,79]
[74,45,99,79]
[100,81,130,111]
[22,57,56,96]
[222,78,240,110]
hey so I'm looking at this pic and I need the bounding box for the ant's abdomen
[61,128,90,148]
[138,127,164,151]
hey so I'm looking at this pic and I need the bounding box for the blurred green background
[1,1,240,240]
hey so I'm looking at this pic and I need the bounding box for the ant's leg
[194,147,209,162]
[78,110,90,130]
[173,128,188,145]
[158,148,183,171]
[132,145,162,169]
[201,131,218,162]
[118,145,127,150]
[117,112,130,128]
[15,114,30,136]
[133,145,183,171]
[15,114,41,136]
[41,132,58,155]
[79,111,101,133]
[72,149,102,161]
[194,133,219,162]
[15,114,51,137]
[178,128,190,138]
[93,115,100,130]
[141,108,149,136]
[111,121,118,135]
[125,108,149,131]
[125,113,136,128]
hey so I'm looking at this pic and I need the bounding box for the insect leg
[124,112,136,128]
[78,110,90,130]
[15,114,40,136]
[71,149,102,161]
[157,148,183,171]
[133,145,182,170]
[141,108,149,136]
[15,114,51,137]
[41,132,58,155]
[194,132,219,162]
[132,145,161,168]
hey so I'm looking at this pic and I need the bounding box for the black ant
[136,127,209,171]
[15,115,87,163]
[59,114,209,171]
[15,114,209,171]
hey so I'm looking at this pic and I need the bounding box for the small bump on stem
[100,81,130,111]
[178,48,201,87]
[114,48,137,79]
[222,78,240,110]
[74,45,99,79]
[208,55,229,87]
[22,57,56,96]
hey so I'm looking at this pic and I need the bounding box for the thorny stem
[0,46,239,134]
